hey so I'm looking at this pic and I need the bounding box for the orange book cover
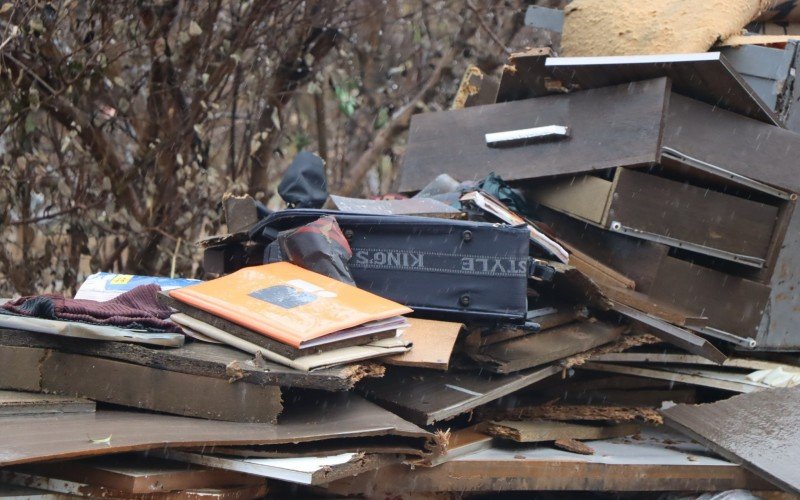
[168,262,412,348]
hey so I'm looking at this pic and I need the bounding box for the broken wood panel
[0,329,375,391]
[0,393,429,466]
[14,455,262,494]
[582,362,769,393]
[533,206,670,293]
[452,64,499,109]
[545,53,778,125]
[475,306,588,347]
[612,303,727,364]
[0,391,94,416]
[662,387,800,494]
[648,256,771,340]
[495,48,554,103]
[481,419,640,443]
[357,365,561,426]
[0,346,45,392]
[664,93,800,195]
[398,78,670,192]
[31,348,284,423]
[157,450,400,486]
[0,470,268,500]
[477,404,663,425]
[383,318,462,371]
[415,425,493,467]
[324,428,771,494]
[609,168,779,260]
[603,286,708,327]
[469,320,623,374]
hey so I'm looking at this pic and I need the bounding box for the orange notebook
[168,262,412,349]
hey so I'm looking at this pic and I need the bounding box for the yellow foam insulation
[562,0,774,56]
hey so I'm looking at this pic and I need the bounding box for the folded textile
[1,284,179,332]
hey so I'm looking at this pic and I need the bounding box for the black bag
[250,210,532,322]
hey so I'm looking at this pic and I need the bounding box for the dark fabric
[477,172,532,217]
[277,215,355,285]
[1,284,179,332]
[278,151,328,209]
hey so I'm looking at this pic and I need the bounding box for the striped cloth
[1,284,179,332]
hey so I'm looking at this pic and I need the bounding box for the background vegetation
[0,0,554,296]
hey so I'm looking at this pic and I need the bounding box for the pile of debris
[3,3,800,499]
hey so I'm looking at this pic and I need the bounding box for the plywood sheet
[662,387,800,494]
[0,328,376,391]
[384,318,462,371]
[358,365,561,426]
[0,393,429,466]
[468,320,623,374]
[399,78,670,192]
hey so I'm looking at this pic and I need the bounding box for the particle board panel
[468,321,623,374]
[324,429,772,494]
[608,167,778,260]
[495,47,554,104]
[649,257,771,340]
[542,53,779,125]
[357,365,561,426]
[0,393,430,466]
[156,450,400,486]
[0,391,94,416]
[383,318,463,371]
[662,387,800,494]
[398,78,670,192]
[528,174,614,224]
[0,329,373,391]
[590,352,797,371]
[480,419,640,443]
[14,455,262,494]
[602,286,708,327]
[32,349,283,423]
[664,93,800,195]
[0,345,45,392]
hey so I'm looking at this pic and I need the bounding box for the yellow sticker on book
[110,274,133,285]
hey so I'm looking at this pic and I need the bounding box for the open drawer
[528,167,780,268]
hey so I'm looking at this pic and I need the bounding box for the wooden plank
[590,352,799,371]
[602,286,708,327]
[480,419,640,443]
[468,320,623,374]
[612,303,727,364]
[533,206,670,293]
[0,346,283,423]
[662,387,800,494]
[383,318,462,371]
[156,450,400,486]
[398,78,670,192]
[609,168,779,260]
[664,93,800,195]
[0,394,430,466]
[0,329,378,391]
[14,455,262,494]
[0,346,45,392]
[648,256,772,340]
[325,428,771,494]
[582,362,770,393]
[0,391,94,416]
[527,174,613,224]
[358,365,561,426]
